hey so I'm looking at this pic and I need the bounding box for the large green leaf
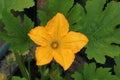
[6,0,34,11]
[0,10,34,53]
[38,0,74,26]
[38,0,84,27]
[78,0,120,63]
[0,0,34,19]
[72,63,119,80]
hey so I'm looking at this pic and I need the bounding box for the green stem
[14,51,30,80]
[27,57,32,80]
[7,59,12,79]
[9,63,12,79]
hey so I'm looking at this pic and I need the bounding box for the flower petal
[45,13,69,37]
[62,31,89,53]
[53,49,75,70]
[35,46,53,65]
[28,26,51,46]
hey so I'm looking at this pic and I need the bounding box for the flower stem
[14,51,30,80]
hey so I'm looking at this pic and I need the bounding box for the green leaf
[72,72,83,80]
[12,76,26,80]
[66,3,85,31]
[38,63,64,80]
[38,0,74,26]
[38,0,85,32]
[50,69,63,80]
[114,55,120,79]
[72,63,119,80]
[78,0,120,63]
[0,0,34,18]
[37,10,48,26]
[45,0,74,15]
[0,10,34,53]
[49,63,64,80]
[7,0,34,11]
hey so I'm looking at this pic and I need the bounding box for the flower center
[51,41,59,49]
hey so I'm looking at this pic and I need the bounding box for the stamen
[51,41,59,49]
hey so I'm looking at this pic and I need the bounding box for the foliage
[38,0,83,28]
[6,0,34,11]
[0,10,34,53]
[0,0,34,19]
[12,76,26,80]
[0,0,120,80]
[38,63,65,80]
[38,0,120,64]
[0,1,34,79]
[78,0,120,63]
[0,0,34,53]
[37,0,120,79]
[72,63,119,80]
[49,63,64,80]
[0,10,32,78]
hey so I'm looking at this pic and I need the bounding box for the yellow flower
[28,13,88,70]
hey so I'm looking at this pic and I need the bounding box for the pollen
[51,41,59,49]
